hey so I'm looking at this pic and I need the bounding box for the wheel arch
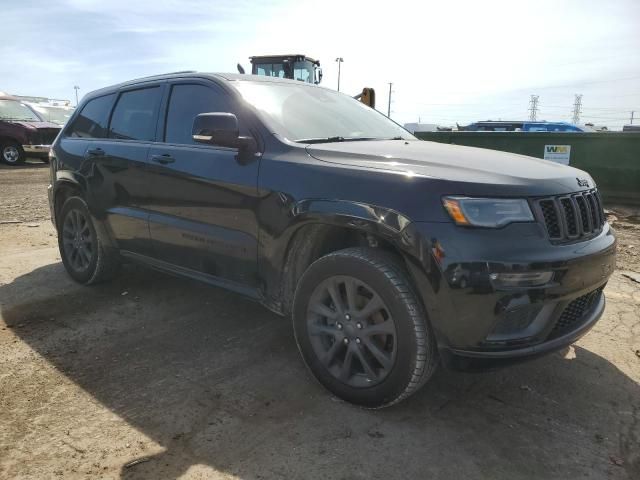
[52,179,84,230]
[262,199,431,317]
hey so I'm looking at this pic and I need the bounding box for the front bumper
[401,220,616,371]
[23,144,51,157]
[441,292,605,370]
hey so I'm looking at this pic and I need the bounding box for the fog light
[489,271,553,288]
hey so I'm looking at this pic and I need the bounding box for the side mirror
[192,112,256,152]
[315,67,323,84]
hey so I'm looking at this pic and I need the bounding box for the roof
[249,54,318,63]
[82,71,321,102]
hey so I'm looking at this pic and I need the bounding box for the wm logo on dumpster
[546,146,569,154]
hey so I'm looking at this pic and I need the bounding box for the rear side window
[109,87,161,141]
[67,94,114,138]
[164,84,232,145]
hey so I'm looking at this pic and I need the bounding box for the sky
[2,0,639,129]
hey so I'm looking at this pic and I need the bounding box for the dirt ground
[0,162,639,480]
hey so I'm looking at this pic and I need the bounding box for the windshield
[234,81,414,142]
[29,104,74,125]
[0,99,41,122]
[253,63,287,79]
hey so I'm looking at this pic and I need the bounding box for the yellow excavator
[237,54,375,108]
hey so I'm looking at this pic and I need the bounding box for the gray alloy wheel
[306,275,397,388]
[58,196,121,285]
[293,247,439,408]
[61,208,95,273]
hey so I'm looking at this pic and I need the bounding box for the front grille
[535,189,605,243]
[549,287,603,338]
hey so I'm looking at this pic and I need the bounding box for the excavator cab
[241,54,322,84]
[237,54,375,109]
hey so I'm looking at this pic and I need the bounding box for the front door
[144,81,261,288]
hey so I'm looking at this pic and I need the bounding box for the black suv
[48,72,616,408]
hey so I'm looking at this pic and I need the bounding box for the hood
[10,120,61,130]
[306,140,594,196]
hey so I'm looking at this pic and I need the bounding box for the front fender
[257,195,443,318]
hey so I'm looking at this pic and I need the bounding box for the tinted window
[109,87,161,141]
[164,84,232,145]
[67,94,114,138]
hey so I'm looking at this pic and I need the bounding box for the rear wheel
[1,141,25,165]
[293,247,438,408]
[58,196,120,284]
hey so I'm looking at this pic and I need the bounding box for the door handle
[151,154,175,165]
[87,147,104,157]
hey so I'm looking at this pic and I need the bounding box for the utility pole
[387,82,393,118]
[528,95,539,121]
[572,94,583,124]
[73,85,80,106]
[335,57,343,92]
[631,111,635,124]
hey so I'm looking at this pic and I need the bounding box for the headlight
[442,197,534,227]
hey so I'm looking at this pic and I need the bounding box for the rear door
[88,84,164,255]
[144,80,261,288]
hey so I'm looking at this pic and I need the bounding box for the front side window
[0,99,41,122]
[164,84,232,145]
[67,94,114,138]
[109,87,161,141]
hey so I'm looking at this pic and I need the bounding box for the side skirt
[120,250,261,301]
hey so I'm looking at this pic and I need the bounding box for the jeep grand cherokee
[48,72,616,408]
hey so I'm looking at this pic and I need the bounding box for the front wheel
[1,141,26,165]
[293,247,438,408]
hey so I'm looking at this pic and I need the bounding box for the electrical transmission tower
[528,95,539,121]
[572,94,583,124]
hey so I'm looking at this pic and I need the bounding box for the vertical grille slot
[539,200,561,239]
[586,193,599,228]
[594,191,605,226]
[560,198,578,237]
[574,195,591,233]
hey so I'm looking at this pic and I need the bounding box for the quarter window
[67,94,114,138]
[109,87,161,141]
[164,84,232,145]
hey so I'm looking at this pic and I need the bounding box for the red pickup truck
[0,93,61,165]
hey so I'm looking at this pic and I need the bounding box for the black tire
[58,196,120,285]
[1,141,26,165]
[293,247,438,408]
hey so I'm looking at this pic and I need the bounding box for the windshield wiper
[294,136,383,144]
[295,136,345,144]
